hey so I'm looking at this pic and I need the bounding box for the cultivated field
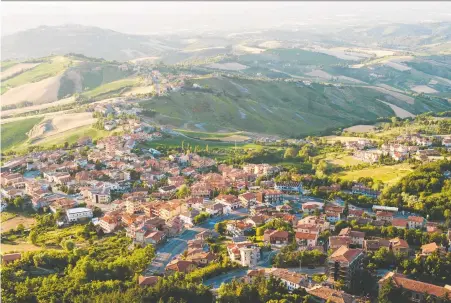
[344,125,376,133]
[322,153,364,167]
[323,136,365,143]
[124,85,155,96]
[82,78,139,99]
[411,85,438,94]
[369,86,415,104]
[0,96,75,118]
[0,63,41,80]
[1,73,63,106]
[1,56,71,90]
[32,125,110,148]
[29,112,97,143]
[377,99,416,118]
[205,62,249,71]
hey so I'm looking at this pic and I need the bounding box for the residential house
[408,216,425,229]
[363,237,409,254]
[256,190,283,205]
[296,232,319,247]
[420,242,446,257]
[226,220,253,237]
[138,276,160,287]
[339,228,365,247]
[271,268,308,290]
[376,211,394,223]
[215,194,241,210]
[66,207,93,222]
[307,285,363,303]
[99,214,119,233]
[379,272,451,303]
[245,215,268,227]
[351,184,380,198]
[327,245,364,289]
[392,218,408,229]
[263,229,289,246]
[274,181,303,194]
[165,260,197,274]
[239,192,257,208]
[227,241,260,267]
[185,251,217,267]
[204,202,224,216]
[329,236,351,250]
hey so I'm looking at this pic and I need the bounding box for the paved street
[203,268,248,289]
[146,229,199,274]
[145,210,246,274]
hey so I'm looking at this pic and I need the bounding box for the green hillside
[141,77,451,136]
[1,117,43,150]
[1,56,72,93]
[58,61,135,99]
[81,78,139,100]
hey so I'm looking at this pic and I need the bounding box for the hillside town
[2,113,451,303]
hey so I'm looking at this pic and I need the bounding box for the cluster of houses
[351,133,445,163]
[2,124,451,301]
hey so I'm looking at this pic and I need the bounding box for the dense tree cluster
[1,235,155,303]
[217,275,307,303]
[379,160,451,220]
[271,243,327,268]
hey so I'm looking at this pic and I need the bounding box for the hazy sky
[2,1,451,36]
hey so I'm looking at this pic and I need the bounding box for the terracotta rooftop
[138,275,160,286]
[307,285,357,303]
[329,245,363,263]
[379,272,451,298]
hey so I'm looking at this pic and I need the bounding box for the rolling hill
[1,24,175,61]
[141,77,451,136]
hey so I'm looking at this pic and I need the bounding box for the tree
[176,184,190,199]
[61,239,75,251]
[214,222,226,235]
[343,201,349,217]
[13,196,24,209]
[378,278,405,303]
[284,147,297,159]
[29,230,38,244]
[193,213,210,225]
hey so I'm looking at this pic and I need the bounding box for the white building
[66,207,93,222]
[240,246,260,268]
[228,242,260,267]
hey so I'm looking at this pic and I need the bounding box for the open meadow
[333,163,414,184]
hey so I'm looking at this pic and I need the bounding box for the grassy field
[1,56,71,91]
[33,125,110,148]
[322,153,365,167]
[143,77,407,136]
[1,215,36,232]
[1,242,42,253]
[1,117,43,150]
[333,163,414,184]
[82,78,139,99]
[175,129,251,142]
[142,136,259,150]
